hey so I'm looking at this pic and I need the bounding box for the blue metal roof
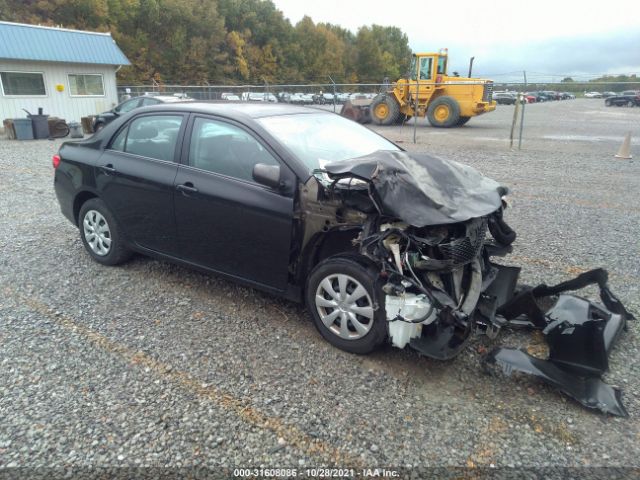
[0,21,131,66]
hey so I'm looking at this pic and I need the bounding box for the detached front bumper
[484,268,633,416]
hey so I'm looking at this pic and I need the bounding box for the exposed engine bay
[298,150,634,417]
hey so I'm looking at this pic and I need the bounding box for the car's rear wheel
[78,198,132,266]
[628,100,635,107]
[306,257,386,354]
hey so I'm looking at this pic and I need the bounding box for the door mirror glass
[252,164,281,189]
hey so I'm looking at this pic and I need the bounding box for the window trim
[0,70,48,97]
[67,73,105,97]
[105,112,187,164]
[182,113,284,187]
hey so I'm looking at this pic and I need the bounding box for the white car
[224,95,240,101]
[584,92,603,98]
[241,92,278,103]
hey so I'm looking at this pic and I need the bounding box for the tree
[0,0,413,85]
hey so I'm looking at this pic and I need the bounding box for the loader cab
[410,52,448,83]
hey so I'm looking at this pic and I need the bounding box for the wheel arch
[73,191,99,226]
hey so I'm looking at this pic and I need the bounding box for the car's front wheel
[306,257,387,354]
[78,198,132,266]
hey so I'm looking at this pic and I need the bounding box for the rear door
[173,115,294,291]
[96,113,186,255]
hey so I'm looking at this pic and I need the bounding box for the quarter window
[110,115,183,162]
[68,74,104,96]
[0,71,46,96]
[188,117,279,182]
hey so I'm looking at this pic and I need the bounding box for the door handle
[176,183,198,194]
[99,164,117,175]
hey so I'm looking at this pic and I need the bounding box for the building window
[0,71,46,96]
[68,74,104,96]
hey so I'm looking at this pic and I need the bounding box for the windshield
[257,112,400,172]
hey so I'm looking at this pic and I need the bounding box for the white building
[0,21,130,126]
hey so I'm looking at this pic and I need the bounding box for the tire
[456,116,471,126]
[370,94,400,125]
[426,96,461,128]
[605,99,612,106]
[306,256,387,354]
[78,198,132,266]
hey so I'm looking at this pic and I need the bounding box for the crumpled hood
[324,150,506,227]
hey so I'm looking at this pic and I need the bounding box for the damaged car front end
[292,148,633,416]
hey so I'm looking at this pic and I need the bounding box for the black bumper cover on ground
[485,268,633,416]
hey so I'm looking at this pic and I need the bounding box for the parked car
[92,95,192,132]
[52,102,634,415]
[524,92,545,102]
[241,92,278,103]
[604,91,640,107]
[224,95,241,101]
[493,92,517,105]
[559,92,575,100]
[602,92,618,98]
[54,102,514,356]
[584,92,603,98]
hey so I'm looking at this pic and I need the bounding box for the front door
[410,55,436,107]
[96,113,186,254]
[173,115,294,291]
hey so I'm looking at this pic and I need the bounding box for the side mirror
[252,163,281,189]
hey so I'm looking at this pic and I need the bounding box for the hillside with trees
[0,0,412,85]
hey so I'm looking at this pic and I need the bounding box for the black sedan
[52,103,633,416]
[492,93,517,105]
[92,95,192,132]
[604,91,640,107]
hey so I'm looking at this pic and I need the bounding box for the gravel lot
[0,99,639,476]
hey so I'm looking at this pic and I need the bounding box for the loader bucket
[340,100,372,124]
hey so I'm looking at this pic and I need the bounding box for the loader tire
[371,94,400,125]
[427,96,461,128]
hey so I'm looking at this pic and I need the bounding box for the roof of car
[134,102,327,119]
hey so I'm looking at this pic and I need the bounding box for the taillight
[52,154,61,169]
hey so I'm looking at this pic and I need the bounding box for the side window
[188,117,279,182]
[120,115,183,162]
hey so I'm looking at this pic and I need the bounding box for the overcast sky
[271,0,640,80]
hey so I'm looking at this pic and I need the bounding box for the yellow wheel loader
[346,49,496,127]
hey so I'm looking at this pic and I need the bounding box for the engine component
[386,293,436,348]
